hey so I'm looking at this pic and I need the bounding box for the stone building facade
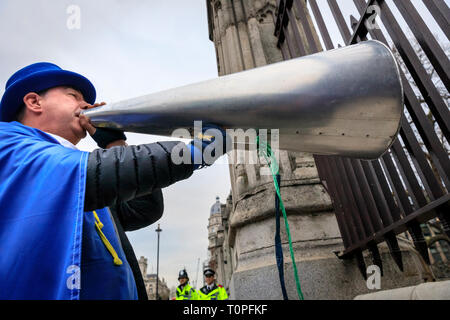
[138,256,170,300]
[207,196,233,289]
[205,0,430,299]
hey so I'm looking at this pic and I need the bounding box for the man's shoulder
[0,121,56,144]
[0,121,33,134]
[218,284,227,293]
[0,122,87,177]
[0,121,25,137]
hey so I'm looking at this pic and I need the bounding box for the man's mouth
[74,110,81,117]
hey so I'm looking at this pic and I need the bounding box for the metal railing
[274,0,449,279]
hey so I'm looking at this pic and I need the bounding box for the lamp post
[155,224,162,300]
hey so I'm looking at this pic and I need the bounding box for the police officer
[198,268,228,300]
[175,269,198,300]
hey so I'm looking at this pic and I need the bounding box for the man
[198,268,228,300]
[175,269,198,300]
[0,62,228,300]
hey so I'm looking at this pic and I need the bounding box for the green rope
[257,136,305,300]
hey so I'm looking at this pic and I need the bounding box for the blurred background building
[138,256,170,300]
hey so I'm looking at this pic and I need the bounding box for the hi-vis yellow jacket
[198,284,228,300]
[176,283,198,300]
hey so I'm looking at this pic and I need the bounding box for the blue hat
[0,62,96,122]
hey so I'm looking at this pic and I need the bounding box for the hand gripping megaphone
[81,40,404,160]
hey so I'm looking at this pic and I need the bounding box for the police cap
[203,268,215,277]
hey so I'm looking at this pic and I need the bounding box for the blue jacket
[0,121,137,300]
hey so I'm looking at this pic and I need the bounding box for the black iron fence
[274,0,449,278]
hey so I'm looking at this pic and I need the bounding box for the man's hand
[79,102,127,149]
[189,124,231,170]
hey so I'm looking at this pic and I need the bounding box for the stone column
[206,0,430,299]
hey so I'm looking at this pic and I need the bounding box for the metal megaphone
[81,40,404,160]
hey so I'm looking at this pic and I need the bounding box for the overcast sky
[0,0,447,291]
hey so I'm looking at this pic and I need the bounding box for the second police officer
[198,268,228,300]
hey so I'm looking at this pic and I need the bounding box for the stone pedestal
[229,207,431,299]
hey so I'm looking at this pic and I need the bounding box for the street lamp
[155,223,162,300]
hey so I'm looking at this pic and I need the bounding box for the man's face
[38,86,88,143]
[179,277,188,285]
[205,274,215,285]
